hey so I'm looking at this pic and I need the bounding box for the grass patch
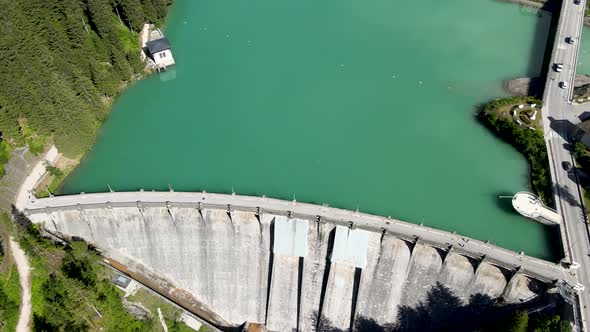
[0,266,20,305]
[0,213,20,331]
[582,188,590,215]
[115,18,140,54]
[519,113,532,125]
[573,142,590,214]
[36,164,76,198]
[0,141,12,178]
[0,227,20,331]
[0,270,20,331]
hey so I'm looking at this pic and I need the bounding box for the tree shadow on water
[494,194,519,215]
[312,283,558,332]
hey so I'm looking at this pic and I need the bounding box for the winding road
[541,0,590,329]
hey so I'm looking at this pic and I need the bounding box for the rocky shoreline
[498,0,544,10]
[498,0,590,26]
[504,75,590,96]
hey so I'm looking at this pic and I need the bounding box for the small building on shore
[145,37,175,69]
[140,23,175,71]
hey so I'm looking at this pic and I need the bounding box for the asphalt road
[541,0,589,328]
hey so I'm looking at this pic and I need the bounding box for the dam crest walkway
[23,191,574,285]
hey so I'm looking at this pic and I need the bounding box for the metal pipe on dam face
[23,192,569,329]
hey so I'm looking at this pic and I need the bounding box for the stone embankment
[23,192,575,330]
[505,75,590,96]
[501,0,590,26]
[500,0,544,9]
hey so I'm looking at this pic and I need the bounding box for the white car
[560,81,568,89]
[555,63,564,72]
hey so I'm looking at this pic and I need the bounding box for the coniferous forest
[0,0,172,158]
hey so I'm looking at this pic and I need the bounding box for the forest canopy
[0,0,172,157]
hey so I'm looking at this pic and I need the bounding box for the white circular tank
[512,191,561,225]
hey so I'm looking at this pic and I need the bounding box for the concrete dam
[22,192,572,331]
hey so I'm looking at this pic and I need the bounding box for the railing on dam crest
[22,191,576,285]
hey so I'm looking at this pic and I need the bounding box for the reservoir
[62,0,585,260]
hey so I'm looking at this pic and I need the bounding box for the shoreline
[31,23,161,198]
[499,0,544,9]
[500,0,590,27]
[504,75,590,96]
[478,97,553,206]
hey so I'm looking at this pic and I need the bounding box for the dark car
[562,161,573,171]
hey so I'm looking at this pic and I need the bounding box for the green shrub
[0,141,11,177]
[61,242,98,287]
[45,165,64,178]
[0,287,20,331]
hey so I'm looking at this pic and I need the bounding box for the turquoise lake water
[62,0,590,260]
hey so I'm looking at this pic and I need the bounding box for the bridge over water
[540,0,589,329]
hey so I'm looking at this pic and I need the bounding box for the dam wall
[23,192,571,329]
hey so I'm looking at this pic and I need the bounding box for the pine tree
[86,0,116,39]
[111,46,132,81]
[0,0,171,160]
[117,0,145,31]
[90,61,119,96]
[508,311,529,332]
[151,0,171,20]
[140,0,158,23]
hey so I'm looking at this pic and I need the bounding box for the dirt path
[9,237,31,332]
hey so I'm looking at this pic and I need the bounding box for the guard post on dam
[20,191,580,331]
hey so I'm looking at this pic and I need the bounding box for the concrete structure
[540,0,590,329]
[273,216,309,257]
[141,26,175,70]
[512,192,561,225]
[179,313,203,331]
[146,37,175,69]
[22,191,575,329]
[330,226,369,268]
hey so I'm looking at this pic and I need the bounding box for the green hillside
[0,0,171,159]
